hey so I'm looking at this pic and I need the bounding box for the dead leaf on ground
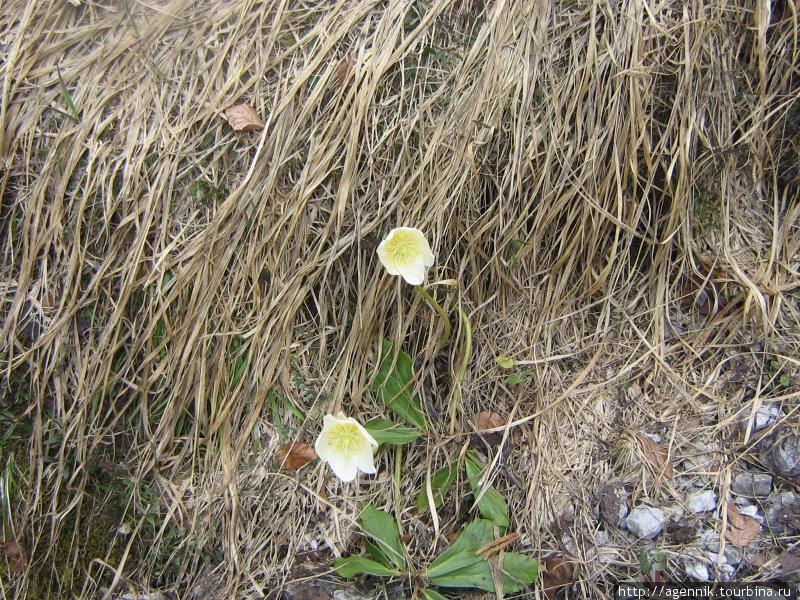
[637,434,674,478]
[750,551,770,567]
[4,540,28,573]
[725,501,760,548]
[777,550,800,574]
[275,442,317,470]
[471,411,505,448]
[445,531,461,545]
[476,411,505,430]
[224,104,264,132]
[541,555,574,598]
[336,55,354,85]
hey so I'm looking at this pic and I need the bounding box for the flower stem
[415,285,451,350]
[394,444,403,534]
[448,307,472,434]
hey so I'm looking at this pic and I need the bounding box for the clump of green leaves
[766,356,791,390]
[334,506,539,597]
[639,548,667,581]
[372,339,427,430]
[504,369,534,386]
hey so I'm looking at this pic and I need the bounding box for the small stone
[731,472,772,497]
[593,530,620,564]
[675,475,697,490]
[599,483,629,527]
[641,432,663,443]
[738,504,763,522]
[708,543,743,566]
[754,404,780,430]
[687,490,718,513]
[765,491,798,533]
[725,545,744,566]
[685,560,710,581]
[663,504,685,521]
[761,432,800,477]
[718,563,735,581]
[624,506,666,539]
[700,529,719,547]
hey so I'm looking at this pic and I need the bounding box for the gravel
[765,490,800,533]
[731,472,772,497]
[761,432,800,477]
[684,560,710,581]
[754,403,780,430]
[624,506,666,539]
[687,490,717,513]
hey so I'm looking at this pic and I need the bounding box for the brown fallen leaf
[777,550,800,574]
[224,104,264,132]
[725,501,760,548]
[749,551,770,568]
[637,434,674,478]
[445,531,461,545]
[476,411,504,430]
[336,55,354,85]
[4,540,28,573]
[541,555,574,598]
[275,442,317,470]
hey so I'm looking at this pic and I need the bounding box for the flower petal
[315,430,333,464]
[352,419,379,449]
[326,452,358,482]
[397,257,426,285]
[376,238,402,275]
[354,443,377,474]
[396,227,433,266]
[420,241,434,268]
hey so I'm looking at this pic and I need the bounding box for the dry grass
[1,0,799,598]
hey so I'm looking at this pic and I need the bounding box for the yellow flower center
[327,423,366,457]
[384,230,420,265]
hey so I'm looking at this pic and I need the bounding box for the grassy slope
[1,0,798,597]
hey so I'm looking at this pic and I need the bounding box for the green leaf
[779,373,791,387]
[56,66,81,123]
[333,556,399,578]
[464,453,509,529]
[501,552,540,593]
[427,519,493,576]
[372,340,427,430]
[365,539,391,568]
[639,548,651,574]
[496,356,515,369]
[504,369,534,386]
[364,418,422,445]
[421,589,450,600]
[231,354,248,386]
[428,558,494,591]
[417,461,459,513]
[425,549,485,579]
[360,505,406,570]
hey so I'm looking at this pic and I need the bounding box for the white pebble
[687,490,718,513]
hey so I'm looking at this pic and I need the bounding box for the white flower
[315,413,379,482]
[376,227,435,285]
